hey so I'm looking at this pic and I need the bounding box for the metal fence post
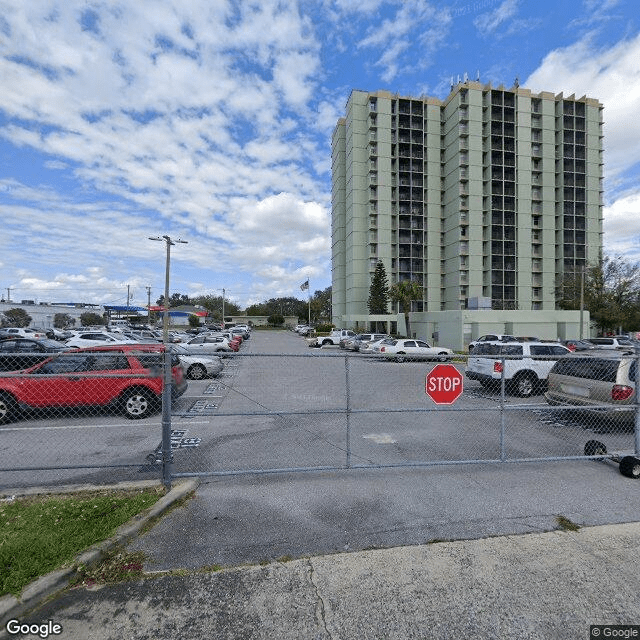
[500,356,506,462]
[161,346,173,490]
[345,354,351,469]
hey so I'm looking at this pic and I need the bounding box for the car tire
[584,440,607,457]
[321,339,332,346]
[619,456,640,479]
[187,364,207,380]
[513,373,536,397]
[0,392,17,424]
[437,352,449,362]
[395,352,406,363]
[121,388,158,420]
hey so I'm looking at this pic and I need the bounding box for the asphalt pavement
[6,516,640,639]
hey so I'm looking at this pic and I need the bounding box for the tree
[267,314,284,327]
[4,308,31,327]
[311,287,332,323]
[555,255,640,334]
[192,295,242,319]
[156,292,193,307]
[388,280,423,338]
[80,312,104,326]
[368,262,389,314]
[188,314,201,328]
[54,313,74,329]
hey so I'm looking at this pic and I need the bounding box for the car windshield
[37,339,64,350]
[170,345,189,355]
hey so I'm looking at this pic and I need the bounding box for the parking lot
[1,329,637,488]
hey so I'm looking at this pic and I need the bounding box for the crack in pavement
[306,558,333,639]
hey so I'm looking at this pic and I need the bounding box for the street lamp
[149,234,187,489]
[148,235,188,343]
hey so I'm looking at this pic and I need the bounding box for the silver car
[170,344,224,380]
[545,350,637,422]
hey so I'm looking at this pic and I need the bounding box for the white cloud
[474,0,519,36]
[356,0,452,82]
[602,192,640,260]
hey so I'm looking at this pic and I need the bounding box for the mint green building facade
[331,81,603,349]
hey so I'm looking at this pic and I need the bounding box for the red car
[0,344,187,424]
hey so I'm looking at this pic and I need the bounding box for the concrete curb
[0,478,200,624]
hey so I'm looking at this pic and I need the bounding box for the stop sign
[425,364,464,405]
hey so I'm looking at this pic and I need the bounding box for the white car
[359,337,390,354]
[181,335,234,353]
[373,339,453,362]
[170,345,224,380]
[465,341,570,397]
[65,332,134,348]
[2,327,47,340]
[468,334,517,352]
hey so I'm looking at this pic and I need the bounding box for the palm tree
[388,280,423,338]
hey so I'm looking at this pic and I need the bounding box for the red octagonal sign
[425,364,464,405]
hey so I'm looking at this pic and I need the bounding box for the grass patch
[0,487,163,597]
[556,515,581,531]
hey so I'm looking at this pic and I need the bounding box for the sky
[1,0,639,311]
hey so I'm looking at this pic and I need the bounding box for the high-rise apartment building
[331,81,603,344]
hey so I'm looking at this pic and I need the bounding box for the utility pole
[146,286,152,325]
[222,288,225,327]
[6,288,12,303]
[126,285,131,317]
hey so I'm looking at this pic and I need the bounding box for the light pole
[149,234,187,489]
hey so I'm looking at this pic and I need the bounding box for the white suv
[468,334,516,352]
[465,341,570,397]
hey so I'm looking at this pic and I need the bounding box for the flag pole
[308,279,311,327]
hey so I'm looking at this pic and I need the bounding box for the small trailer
[584,439,640,479]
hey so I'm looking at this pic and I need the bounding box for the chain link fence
[1,345,639,489]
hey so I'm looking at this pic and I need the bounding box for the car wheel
[321,339,332,346]
[121,388,158,420]
[584,440,607,457]
[187,363,207,380]
[0,392,17,424]
[619,456,640,479]
[395,352,406,363]
[437,352,449,362]
[514,373,536,397]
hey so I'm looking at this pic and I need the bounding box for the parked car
[169,344,224,380]
[545,350,637,423]
[468,334,517,352]
[560,339,596,352]
[465,341,570,397]
[1,327,48,340]
[65,332,134,348]
[346,333,389,352]
[318,329,356,347]
[0,344,187,424]
[359,337,390,355]
[0,338,70,372]
[373,338,453,363]
[588,337,636,350]
[181,334,235,353]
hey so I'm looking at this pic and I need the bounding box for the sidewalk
[5,520,640,639]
